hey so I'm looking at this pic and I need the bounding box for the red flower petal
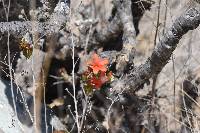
[87,53,109,74]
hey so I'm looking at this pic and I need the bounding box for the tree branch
[0,1,69,35]
[93,0,152,47]
[113,7,200,92]
[114,0,136,75]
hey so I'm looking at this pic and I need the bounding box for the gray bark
[113,7,200,92]
[0,1,69,36]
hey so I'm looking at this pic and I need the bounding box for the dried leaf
[19,38,33,59]
[53,130,69,133]
[47,97,64,108]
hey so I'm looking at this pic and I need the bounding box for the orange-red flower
[87,53,109,74]
[82,53,113,94]
[89,71,109,89]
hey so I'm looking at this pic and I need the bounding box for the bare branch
[113,7,200,92]
[114,0,136,75]
[93,0,152,46]
[0,1,69,35]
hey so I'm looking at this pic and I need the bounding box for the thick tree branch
[93,0,152,46]
[0,1,69,35]
[113,7,200,92]
[114,0,136,75]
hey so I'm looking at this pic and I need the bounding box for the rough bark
[0,1,69,36]
[113,7,200,92]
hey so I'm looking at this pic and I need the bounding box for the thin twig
[172,54,176,129]
[2,0,17,117]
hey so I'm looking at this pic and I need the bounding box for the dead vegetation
[1,0,200,133]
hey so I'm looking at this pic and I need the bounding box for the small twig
[71,18,80,132]
[3,0,17,119]
[172,54,176,129]
[163,0,168,35]
[151,0,162,113]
